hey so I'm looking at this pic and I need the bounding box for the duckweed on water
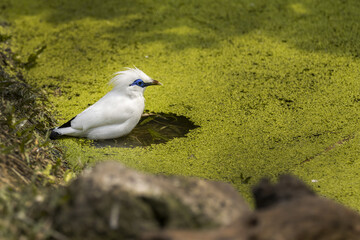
[1,0,360,209]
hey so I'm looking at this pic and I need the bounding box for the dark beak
[151,79,162,86]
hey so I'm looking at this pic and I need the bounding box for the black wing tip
[58,116,77,129]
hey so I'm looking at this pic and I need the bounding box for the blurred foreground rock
[34,161,250,239]
[145,175,360,240]
[34,162,360,240]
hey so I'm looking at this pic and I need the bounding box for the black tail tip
[49,129,62,140]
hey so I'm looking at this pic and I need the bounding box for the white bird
[50,67,161,140]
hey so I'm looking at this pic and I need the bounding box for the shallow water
[92,113,199,148]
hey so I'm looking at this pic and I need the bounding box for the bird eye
[130,79,145,87]
[137,81,144,87]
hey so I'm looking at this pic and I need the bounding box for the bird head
[110,67,161,92]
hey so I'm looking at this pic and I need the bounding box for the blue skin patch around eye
[130,79,152,88]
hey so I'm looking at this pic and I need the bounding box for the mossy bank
[2,0,360,209]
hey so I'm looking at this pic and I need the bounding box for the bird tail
[49,126,84,139]
[50,116,78,140]
[49,128,63,140]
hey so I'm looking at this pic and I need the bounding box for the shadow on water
[92,112,199,148]
[2,0,360,55]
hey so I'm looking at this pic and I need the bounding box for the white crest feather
[109,67,152,89]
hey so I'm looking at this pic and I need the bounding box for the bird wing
[70,93,135,131]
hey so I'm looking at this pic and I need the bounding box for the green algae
[2,0,360,209]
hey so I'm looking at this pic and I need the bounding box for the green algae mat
[2,0,360,209]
